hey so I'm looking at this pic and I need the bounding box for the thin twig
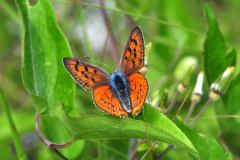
[68,1,202,35]
[155,145,174,160]
[130,149,137,160]
[99,0,119,65]
[219,134,230,152]
[35,114,73,148]
[173,89,191,120]
[130,139,137,160]
[166,91,180,114]
[189,98,212,126]
[52,149,69,160]
[184,101,197,124]
[142,109,153,160]
[140,142,157,160]
[189,114,240,120]
[99,32,110,64]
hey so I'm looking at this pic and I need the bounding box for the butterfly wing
[119,26,145,75]
[63,58,109,90]
[63,58,128,117]
[128,72,148,116]
[93,85,128,117]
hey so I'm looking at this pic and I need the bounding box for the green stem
[0,0,21,25]
[0,88,27,159]
[189,98,212,126]
[63,0,201,35]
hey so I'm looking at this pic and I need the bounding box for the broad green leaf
[16,0,75,114]
[203,4,236,85]
[175,120,231,160]
[61,104,197,156]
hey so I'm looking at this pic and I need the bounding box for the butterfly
[63,26,148,117]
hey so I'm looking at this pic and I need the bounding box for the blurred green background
[0,0,240,159]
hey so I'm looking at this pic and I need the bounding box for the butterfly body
[109,71,131,113]
[63,26,148,117]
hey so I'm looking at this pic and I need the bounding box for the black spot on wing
[133,48,137,58]
[128,47,132,53]
[131,38,138,45]
[74,61,79,71]
[132,60,135,66]
[84,66,88,71]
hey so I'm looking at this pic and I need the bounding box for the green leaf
[223,74,240,120]
[16,0,75,114]
[0,88,27,159]
[225,48,237,67]
[218,74,240,133]
[62,104,197,156]
[175,120,231,160]
[203,4,236,85]
[60,140,85,159]
[97,140,129,160]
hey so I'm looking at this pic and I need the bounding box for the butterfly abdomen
[109,71,131,113]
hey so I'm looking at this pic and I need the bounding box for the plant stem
[140,142,157,160]
[68,1,201,35]
[52,149,69,160]
[155,144,174,160]
[173,89,191,120]
[0,88,27,159]
[184,101,197,124]
[166,91,180,114]
[35,114,72,148]
[189,98,212,126]
[99,0,119,65]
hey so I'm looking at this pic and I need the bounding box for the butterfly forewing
[93,85,128,117]
[120,26,145,74]
[63,26,148,118]
[128,72,148,116]
[63,58,109,90]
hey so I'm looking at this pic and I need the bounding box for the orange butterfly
[63,26,148,117]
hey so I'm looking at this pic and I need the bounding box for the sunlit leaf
[203,4,236,85]
[176,120,231,160]
[62,104,197,156]
[16,0,75,114]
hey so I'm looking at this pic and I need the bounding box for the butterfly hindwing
[120,26,145,74]
[128,72,148,116]
[63,58,109,90]
[63,26,148,118]
[93,85,128,117]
